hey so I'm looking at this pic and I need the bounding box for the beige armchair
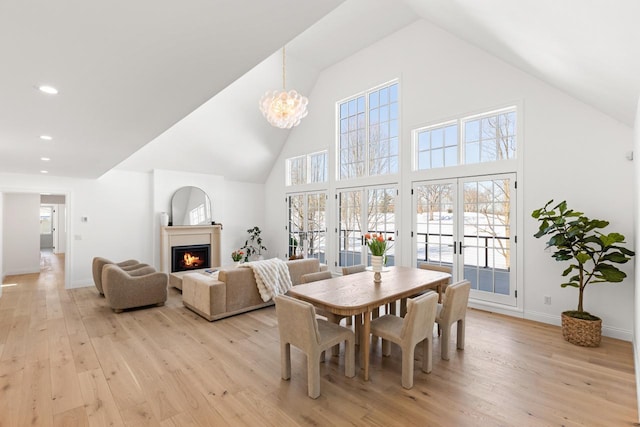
[92,257,150,295]
[102,264,168,313]
[274,295,355,399]
[370,291,438,389]
[435,280,471,360]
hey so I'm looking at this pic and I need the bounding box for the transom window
[339,82,399,179]
[286,151,328,186]
[414,107,517,171]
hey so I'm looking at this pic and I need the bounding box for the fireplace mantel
[160,225,221,274]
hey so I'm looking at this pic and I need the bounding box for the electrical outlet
[544,295,551,305]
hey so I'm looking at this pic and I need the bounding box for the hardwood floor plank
[77,368,125,427]
[47,317,84,415]
[0,253,637,426]
[18,359,53,427]
[52,406,90,427]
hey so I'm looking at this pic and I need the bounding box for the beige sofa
[182,258,328,321]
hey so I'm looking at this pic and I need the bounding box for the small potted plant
[231,250,244,266]
[532,200,635,347]
[240,226,267,262]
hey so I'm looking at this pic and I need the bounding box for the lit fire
[183,252,201,267]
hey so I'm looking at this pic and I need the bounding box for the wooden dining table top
[287,265,450,316]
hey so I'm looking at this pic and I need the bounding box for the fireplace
[171,244,211,272]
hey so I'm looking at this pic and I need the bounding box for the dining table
[287,265,451,381]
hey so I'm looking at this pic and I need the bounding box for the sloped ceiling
[0,0,343,178]
[2,0,639,182]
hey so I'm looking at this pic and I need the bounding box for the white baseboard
[70,279,94,289]
[634,338,640,423]
[525,310,632,341]
[4,268,40,275]
[470,301,633,342]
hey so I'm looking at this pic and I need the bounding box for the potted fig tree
[532,200,635,347]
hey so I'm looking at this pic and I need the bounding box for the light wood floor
[0,252,637,426]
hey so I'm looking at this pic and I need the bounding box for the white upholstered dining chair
[274,295,355,399]
[435,280,471,360]
[369,291,438,389]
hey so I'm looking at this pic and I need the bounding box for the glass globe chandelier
[259,47,308,129]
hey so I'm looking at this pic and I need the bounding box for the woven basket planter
[561,312,602,347]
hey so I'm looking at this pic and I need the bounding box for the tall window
[339,82,399,179]
[286,151,328,186]
[414,106,516,171]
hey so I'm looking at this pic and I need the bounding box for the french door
[338,186,397,272]
[413,174,516,306]
[286,192,327,263]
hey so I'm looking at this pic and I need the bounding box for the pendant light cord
[282,46,286,90]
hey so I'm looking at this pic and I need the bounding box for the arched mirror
[171,186,212,226]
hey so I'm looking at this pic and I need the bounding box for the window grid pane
[416,123,459,170]
[339,82,399,181]
[340,95,366,179]
[309,152,327,183]
[287,156,306,186]
[369,83,399,176]
[463,110,517,163]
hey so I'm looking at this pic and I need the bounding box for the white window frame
[286,150,328,186]
[413,106,517,172]
[337,80,400,181]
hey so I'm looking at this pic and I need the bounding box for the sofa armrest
[182,274,226,321]
[319,263,328,272]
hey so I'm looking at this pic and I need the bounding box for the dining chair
[369,291,438,389]
[418,263,454,333]
[274,295,355,399]
[300,270,332,284]
[435,280,471,360]
[341,264,366,275]
[340,265,365,324]
[419,263,453,291]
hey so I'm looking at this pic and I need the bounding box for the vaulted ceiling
[2,0,639,182]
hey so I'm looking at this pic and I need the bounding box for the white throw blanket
[241,258,292,302]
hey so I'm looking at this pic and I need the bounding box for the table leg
[355,314,362,346]
[363,309,371,381]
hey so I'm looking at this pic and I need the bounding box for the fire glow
[183,252,201,267]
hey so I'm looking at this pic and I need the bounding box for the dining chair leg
[441,323,451,360]
[308,350,321,399]
[401,346,415,389]
[382,338,391,356]
[422,337,433,374]
[457,318,466,350]
[281,342,291,380]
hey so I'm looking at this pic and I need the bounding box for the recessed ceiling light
[41,157,50,161]
[40,135,53,141]
[38,85,58,95]
[40,170,48,174]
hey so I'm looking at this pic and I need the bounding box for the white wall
[0,192,3,296]
[633,95,640,420]
[0,168,266,289]
[151,169,265,268]
[265,19,635,339]
[3,193,41,275]
[0,170,152,287]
